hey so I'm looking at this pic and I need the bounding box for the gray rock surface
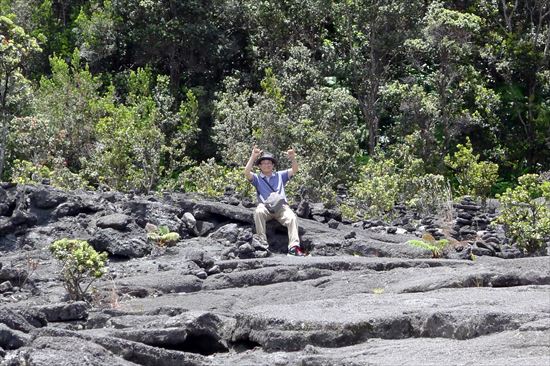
[0,184,548,365]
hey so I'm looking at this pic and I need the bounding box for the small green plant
[146,224,181,247]
[495,174,550,255]
[407,236,449,258]
[50,239,108,301]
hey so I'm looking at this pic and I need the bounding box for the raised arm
[245,145,262,181]
[286,148,298,177]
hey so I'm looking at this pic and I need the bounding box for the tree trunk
[359,95,379,155]
[0,72,10,180]
[0,121,6,180]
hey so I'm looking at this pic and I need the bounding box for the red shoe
[287,245,307,257]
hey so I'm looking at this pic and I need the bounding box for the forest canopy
[0,0,548,212]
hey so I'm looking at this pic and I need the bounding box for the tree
[380,1,501,170]
[474,0,550,173]
[84,68,199,192]
[73,0,118,72]
[0,15,40,179]
[110,0,242,92]
[31,50,102,170]
[331,0,425,154]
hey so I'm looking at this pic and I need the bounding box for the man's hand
[286,147,298,177]
[245,145,262,181]
[286,148,296,161]
[252,145,262,159]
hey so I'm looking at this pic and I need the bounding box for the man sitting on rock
[244,145,305,256]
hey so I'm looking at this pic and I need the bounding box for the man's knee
[254,205,270,219]
[281,208,297,226]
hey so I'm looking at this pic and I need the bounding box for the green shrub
[179,158,255,199]
[10,159,90,190]
[346,134,452,219]
[348,156,400,218]
[445,137,499,202]
[49,239,108,301]
[406,174,453,219]
[339,203,360,221]
[495,174,550,254]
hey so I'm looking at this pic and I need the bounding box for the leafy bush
[346,134,452,219]
[406,174,453,220]
[10,159,90,190]
[7,116,60,167]
[33,51,103,170]
[348,156,400,218]
[495,174,550,254]
[445,137,499,202]
[82,70,199,193]
[179,158,255,199]
[339,203,360,222]
[49,239,108,301]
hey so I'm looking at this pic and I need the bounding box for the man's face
[258,160,274,174]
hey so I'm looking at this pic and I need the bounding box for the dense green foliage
[0,1,548,211]
[495,174,550,254]
[49,238,108,301]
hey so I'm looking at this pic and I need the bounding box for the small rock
[327,219,340,229]
[254,250,271,258]
[0,281,13,293]
[238,243,255,254]
[183,212,196,228]
[344,231,356,239]
[96,213,132,230]
[195,271,208,280]
[206,265,221,275]
[251,235,269,250]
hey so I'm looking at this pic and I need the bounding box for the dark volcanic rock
[0,185,548,366]
[29,187,67,209]
[0,324,30,350]
[89,228,150,258]
[33,302,89,322]
[96,213,132,230]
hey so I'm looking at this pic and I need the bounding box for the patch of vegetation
[495,174,550,255]
[445,137,499,204]
[146,224,181,248]
[406,235,449,258]
[50,239,108,301]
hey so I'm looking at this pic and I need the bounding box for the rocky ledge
[0,184,548,365]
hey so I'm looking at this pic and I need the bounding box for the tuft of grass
[407,238,449,258]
